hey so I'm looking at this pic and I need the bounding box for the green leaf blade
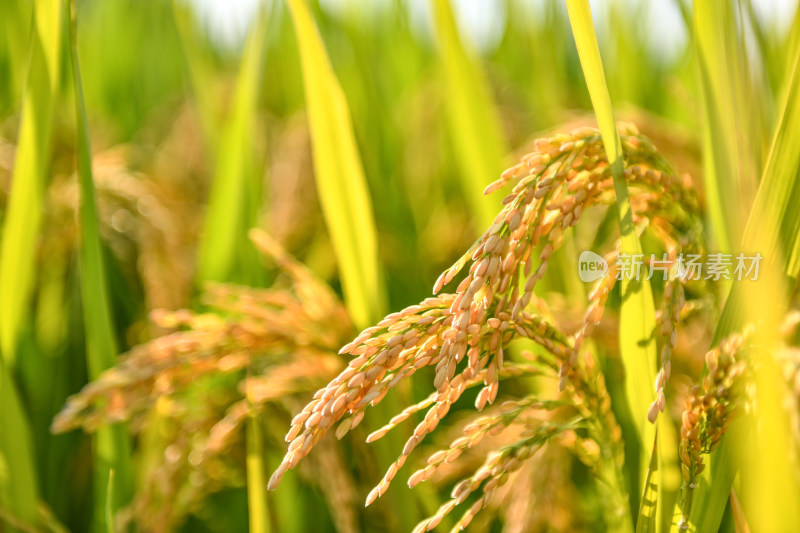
[68,7,135,530]
[679,42,800,533]
[0,0,65,524]
[565,0,659,523]
[286,0,385,329]
[430,0,508,228]
[196,10,267,285]
[0,0,64,366]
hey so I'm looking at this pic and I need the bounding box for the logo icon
[578,251,608,282]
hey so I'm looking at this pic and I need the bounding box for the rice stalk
[564,2,661,521]
[246,413,270,533]
[0,0,64,524]
[67,2,134,529]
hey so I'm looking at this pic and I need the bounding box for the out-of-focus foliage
[0,0,799,532]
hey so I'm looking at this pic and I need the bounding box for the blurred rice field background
[1,0,800,532]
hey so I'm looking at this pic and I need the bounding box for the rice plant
[1,0,799,532]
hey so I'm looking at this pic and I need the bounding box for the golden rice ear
[249,228,287,264]
[677,330,752,525]
[269,122,706,532]
[249,228,310,281]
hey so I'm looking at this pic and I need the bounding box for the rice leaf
[0,0,64,365]
[636,433,659,533]
[0,358,39,525]
[745,330,800,530]
[729,489,751,533]
[670,421,745,533]
[246,414,270,533]
[197,9,267,285]
[0,0,65,524]
[0,0,31,112]
[286,0,384,328]
[67,6,134,528]
[676,31,800,533]
[693,0,764,253]
[741,63,800,280]
[430,0,508,228]
[637,409,680,533]
[171,0,220,149]
[283,5,431,530]
[785,6,800,88]
[180,11,272,528]
[104,469,114,533]
[565,0,658,510]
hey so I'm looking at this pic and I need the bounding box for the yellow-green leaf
[171,0,221,150]
[0,357,39,525]
[0,0,64,365]
[678,39,800,533]
[0,0,64,523]
[693,0,765,254]
[430,0,508,228]
[637,433,659,533]
[565,0,658,519]
[67,5,134,529]
[0,0,32,110]
[197,10,267,285]
[286,0,384,328]
[246,413,270,533]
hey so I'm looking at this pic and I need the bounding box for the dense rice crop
[1,0,799,532]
